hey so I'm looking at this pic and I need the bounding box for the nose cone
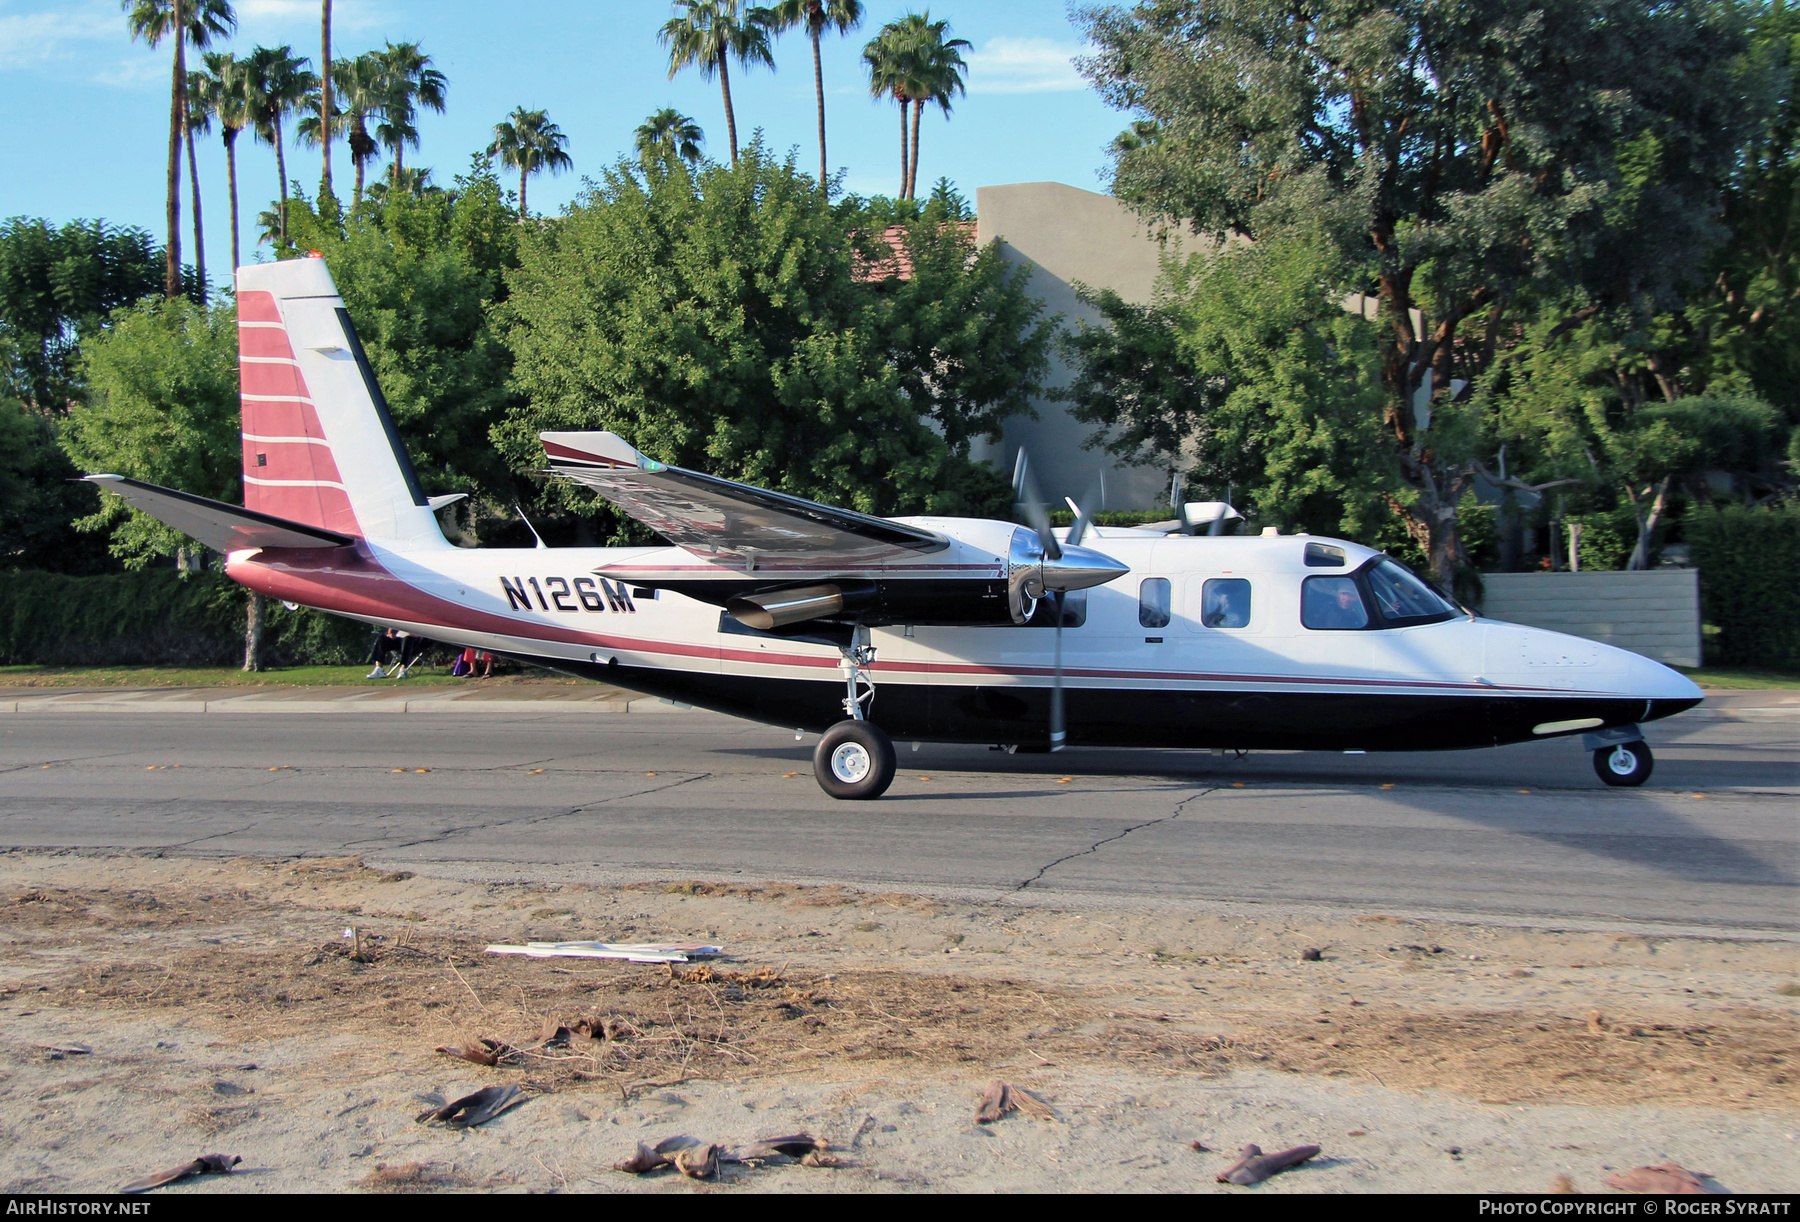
[1631,652,1704,702]
[1042,543,1131,592]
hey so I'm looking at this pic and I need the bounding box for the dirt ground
[1,851,1795,1194]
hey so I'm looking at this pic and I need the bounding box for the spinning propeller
[1012,453,1117,753]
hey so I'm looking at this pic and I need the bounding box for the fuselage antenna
[514,503,548,550]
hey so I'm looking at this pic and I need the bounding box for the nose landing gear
[1594,740,1653,787]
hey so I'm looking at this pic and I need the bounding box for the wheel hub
[1607,745,1637,775]
[830,741,872,783]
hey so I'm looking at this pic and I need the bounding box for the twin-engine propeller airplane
[86,257,1703,798]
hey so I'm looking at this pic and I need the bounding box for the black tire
[813,719,897,800]
[1593,740,1653,787]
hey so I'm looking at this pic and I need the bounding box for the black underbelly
[522,656,1699,752]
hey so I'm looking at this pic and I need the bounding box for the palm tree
[768,0,862,189]
[193,52,250,273]
[488,108,573,219]
[634,108,705,168]
[122,0,237,297]
[365,166,436,202]
[297,53,385,204]
[318,0,333,202]
[863,21,923,200]
[243,44,316,245]
[371,41,447,186]
[659,0,777,167]
[893,12,967,200]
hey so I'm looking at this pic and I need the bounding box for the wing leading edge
[539,431,948,564]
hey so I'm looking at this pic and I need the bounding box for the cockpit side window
[1138,577,1171,628]
[1301,575,1371,630]
[1200,578,1251,628]
[1365,558,1457,625]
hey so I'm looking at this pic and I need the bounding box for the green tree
[0,217,163,411]
[1078,0,1761,587]
[661,0,778,168]
[768,0,864,188]
[495,143,1052,530]
[893,12,968,200]
[243,43,317,245]
[281,160,522,513]
[1059,219,1391,541]
[635,109,706,168]
[487,108,573,220]
[122,0,237,297]
[61,296,240,566]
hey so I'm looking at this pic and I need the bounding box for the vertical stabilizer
[235,256,445,547]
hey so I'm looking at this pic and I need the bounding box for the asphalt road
[1,698,1794,934]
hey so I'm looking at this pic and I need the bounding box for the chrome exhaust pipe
[727,584,844,630]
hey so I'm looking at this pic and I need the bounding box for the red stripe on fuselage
[226,548,1594,697]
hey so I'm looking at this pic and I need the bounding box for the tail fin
[235,256,444,546]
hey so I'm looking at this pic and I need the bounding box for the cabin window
[1138,578,1171,628]
[1028,589,1087,628]
[1304,541,1346,567]
[1200,578,1252,628]
[1301,576,1370,630]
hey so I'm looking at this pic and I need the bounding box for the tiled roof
[852,220,977,283]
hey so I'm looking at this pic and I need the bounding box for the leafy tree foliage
[60,295,240,565]
[0,217,164,411]
[1076,0,1761,585]
[281,161,523,511]
[496,144,1051,533]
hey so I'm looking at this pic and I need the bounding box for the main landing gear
[813,628,896,800]
[1593,740,1653,787]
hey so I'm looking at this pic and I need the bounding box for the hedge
[0,568,372,667]
[1686,503,1800,669]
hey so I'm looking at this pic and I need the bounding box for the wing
[84,475,356,551]
[539,432,947,564]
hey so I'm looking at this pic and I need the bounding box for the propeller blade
[1011,451,1061,561]
[1050,589,1066,752]
[1064,489,1098,548]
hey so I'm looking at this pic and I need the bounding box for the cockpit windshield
[1365,559,1458,626]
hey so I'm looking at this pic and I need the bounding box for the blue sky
[0,0,1130,283]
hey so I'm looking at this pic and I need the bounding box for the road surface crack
[365,773,714,850]
[1014,786,1215,891]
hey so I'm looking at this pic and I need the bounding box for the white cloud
[964,36,1087,95]
[0,3,124,68]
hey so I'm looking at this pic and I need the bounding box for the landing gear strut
[812,628,896,800]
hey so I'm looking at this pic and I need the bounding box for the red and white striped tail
[235,257,444,547]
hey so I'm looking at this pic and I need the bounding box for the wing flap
[84,475,357,552]
[540,431,947,562]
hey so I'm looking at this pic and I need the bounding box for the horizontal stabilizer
[84,475,357,552]
[539,431,947,562]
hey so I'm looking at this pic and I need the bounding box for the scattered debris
[485,941,723,964]
[1588,1010,1607,1035]
[616,1135,720,1179]
[414,1084,525,1128]
[974,1079,1058,1123]
[357,1161,475,1193]
[435,1038,522,1067]
[39,1042,92,1059]
[121,1153,241,1194]
[1216,1143,1322,1186]
[615,1133,840,1179]
[1300,947,1323,962]
[1602,1163,1717,1194]
[539,1013,607,1047]
[1550,1174,1578,1193]
[740,1133,839,1167]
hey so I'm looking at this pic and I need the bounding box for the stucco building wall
[973,182,1197,510]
